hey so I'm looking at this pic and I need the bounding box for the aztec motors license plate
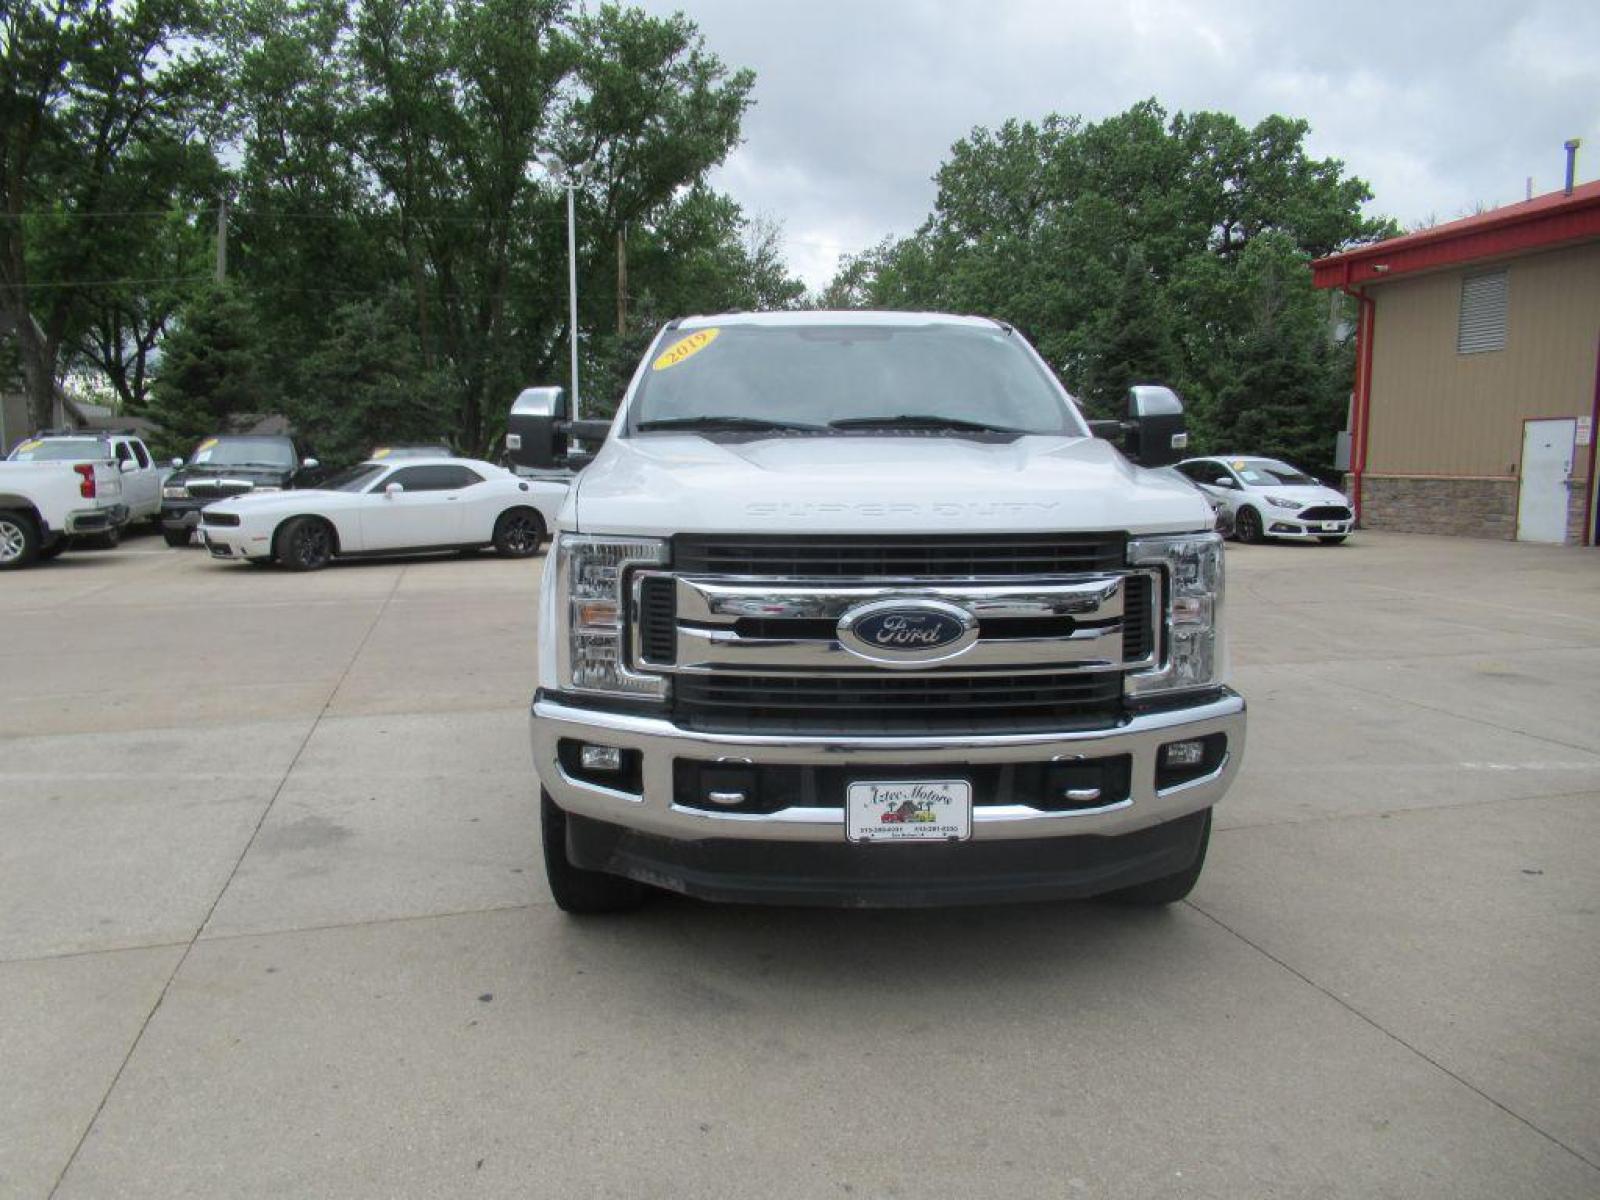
[845,780,972,843]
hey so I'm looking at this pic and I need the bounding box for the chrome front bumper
[532,689,1245,844]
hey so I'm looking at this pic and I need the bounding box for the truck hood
[570,434,1210,536]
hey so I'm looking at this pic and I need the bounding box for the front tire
[1235,506,1265,544]
[541,790,647,914]
[0,512,41,569]
[86,526,121,550]
[493,508,544,558]
[275,516,335,571]
[162,527,191,548]
[1098,810,1211,906]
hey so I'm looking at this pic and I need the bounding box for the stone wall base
[1343,474,1594,544]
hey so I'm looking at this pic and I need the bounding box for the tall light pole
[539,156,593,420]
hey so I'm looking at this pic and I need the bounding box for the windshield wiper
[827,414,1028,434]
[636,415,823,433]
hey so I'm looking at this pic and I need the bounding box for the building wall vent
[1457,270,1508,354]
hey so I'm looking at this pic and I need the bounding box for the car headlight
[1265,495,1300,509]
[1125,532,1226,696]
[163,485,188,499]
[554,534,668,698]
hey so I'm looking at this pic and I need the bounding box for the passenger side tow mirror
[120,459,137,472]
[302,456,320,469]
[1089,385,1189,468]
[384,482,403,497]
[171,457,184,469]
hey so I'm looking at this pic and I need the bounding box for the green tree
[145,282,273,455]
[830,99,1393,467]
[0,0,219,428]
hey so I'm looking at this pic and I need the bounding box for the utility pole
[540,156,592,421]
[616,222,628,337]
[214,193,228,282]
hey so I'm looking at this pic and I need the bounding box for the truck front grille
[671,532,1125,577]
[671,671,1122,735]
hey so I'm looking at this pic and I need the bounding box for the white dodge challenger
[195,456,568,570]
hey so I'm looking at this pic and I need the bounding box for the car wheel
[88,526,121,550]
[1098,810,1211,906]
[36,540,65,561]
[1318,535,1348,545]
[0,512,40,569]
[541,790,647,914]
[275,516,335,571]
[162,527,191,548]
[493,508,545,558]
[1236,506,1265,544]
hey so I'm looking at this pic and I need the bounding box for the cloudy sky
[635,0,1599,290]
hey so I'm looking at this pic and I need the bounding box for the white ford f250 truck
[524,311,1245,913]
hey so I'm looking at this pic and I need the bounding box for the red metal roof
[1312,179,1600,288]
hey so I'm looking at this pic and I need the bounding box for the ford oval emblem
[836,599,978,667]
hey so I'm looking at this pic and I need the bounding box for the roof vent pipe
[1564,138,1580,196]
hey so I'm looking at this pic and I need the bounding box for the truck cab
[526,311,1245,913]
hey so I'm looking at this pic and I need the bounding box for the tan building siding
[1366,241,1600,481]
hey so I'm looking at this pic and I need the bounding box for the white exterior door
[1517,419,1576,543]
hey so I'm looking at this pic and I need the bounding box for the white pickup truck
[0,431,165,567]
[521,311,1246,913]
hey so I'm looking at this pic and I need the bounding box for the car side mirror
[1122,385,1188,468]
[384,482,403,497]
[1214,477,1239,490]
[302,457,319,469]
[170,457,184,469]
[120,459,137,472]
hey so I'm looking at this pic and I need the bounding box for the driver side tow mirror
[302,456,320,469]
[1089,385,1189,468]
[170,457,184,469]
[384,482,404,498]
[504,386,608,473]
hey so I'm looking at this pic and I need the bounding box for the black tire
[1235,506,1265,544]
[36,539,65,561]
[0,512,41,569]
[541,790,647,914]
[1318,535,1348,545]
[275,516,335,571]
[162,527,191,548]
[493,508,544,558]
[87,526,121,550]
[1099,810,1211,906]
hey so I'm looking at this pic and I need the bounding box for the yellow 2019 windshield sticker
[16,439,42,454]
[371,447,391,459]
[197,437,219,452]
[652,328,719,371]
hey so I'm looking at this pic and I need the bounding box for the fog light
[1163,739,1206,768]
[579,744,623,772]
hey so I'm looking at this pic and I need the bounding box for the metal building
[1312,180,1600,545]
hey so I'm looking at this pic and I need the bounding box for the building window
[1457,270,1508,354]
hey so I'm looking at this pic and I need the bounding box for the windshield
[628,323,1084,437]
[1236,459,1316,486]
[190,437,296,468]
[320,463,387,492]
[7,438,105,462]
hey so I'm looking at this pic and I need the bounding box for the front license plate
[1321,521,1341,531]
[846,780,972,843]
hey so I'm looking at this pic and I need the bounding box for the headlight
[1125,532,1226,696]
[554,534,668,697]
[1265,495,1300,509]
[163,485,188,499]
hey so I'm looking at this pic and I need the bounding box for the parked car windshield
[191,437,296,468]
[320,464,387,492]
[1235,459,1317,486]
[628,322,1085,436]
[7,437,106,462]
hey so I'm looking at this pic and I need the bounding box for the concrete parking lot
[2,530,1597,1198]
